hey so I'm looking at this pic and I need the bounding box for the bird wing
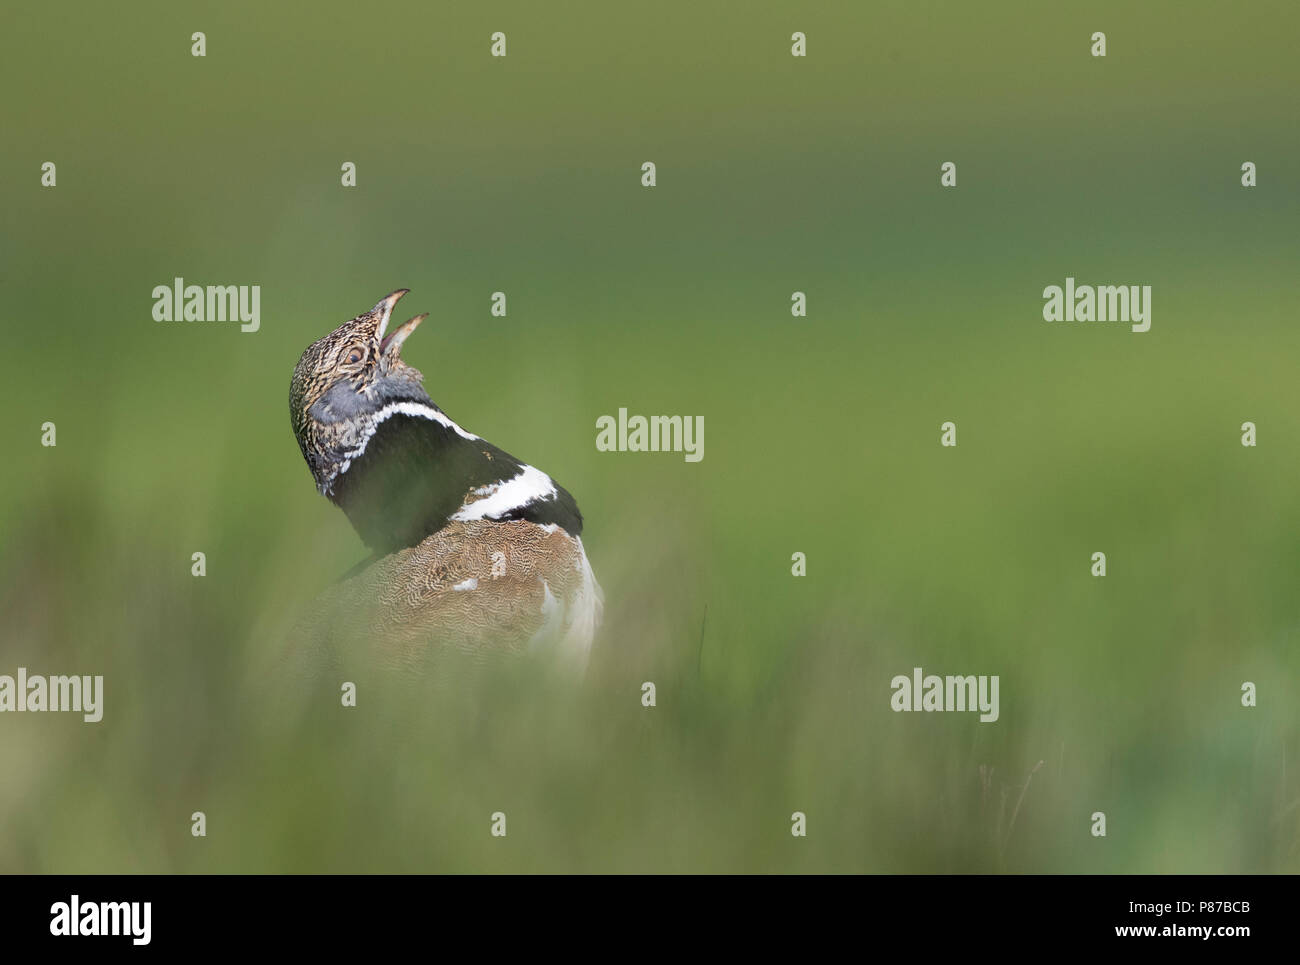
[284,519,596,676]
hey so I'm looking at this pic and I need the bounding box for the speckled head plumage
[289,289,431,493]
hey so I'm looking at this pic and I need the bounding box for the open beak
[372,289,409,341]
[381,313,427,357]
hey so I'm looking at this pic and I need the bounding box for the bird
[287,289,602,674]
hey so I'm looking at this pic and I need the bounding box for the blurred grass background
[1,0,1298,871]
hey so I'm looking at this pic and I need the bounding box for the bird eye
[345,346,364,365]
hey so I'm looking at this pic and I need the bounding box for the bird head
[289,289,431,492]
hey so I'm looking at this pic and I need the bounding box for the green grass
[1,0,1298,872]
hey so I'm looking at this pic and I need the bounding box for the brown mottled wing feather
[284,520,589,676]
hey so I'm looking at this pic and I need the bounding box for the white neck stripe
[452,464,558,521]
[365,401,479,443]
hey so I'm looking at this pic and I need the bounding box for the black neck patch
[329,407,584,554]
